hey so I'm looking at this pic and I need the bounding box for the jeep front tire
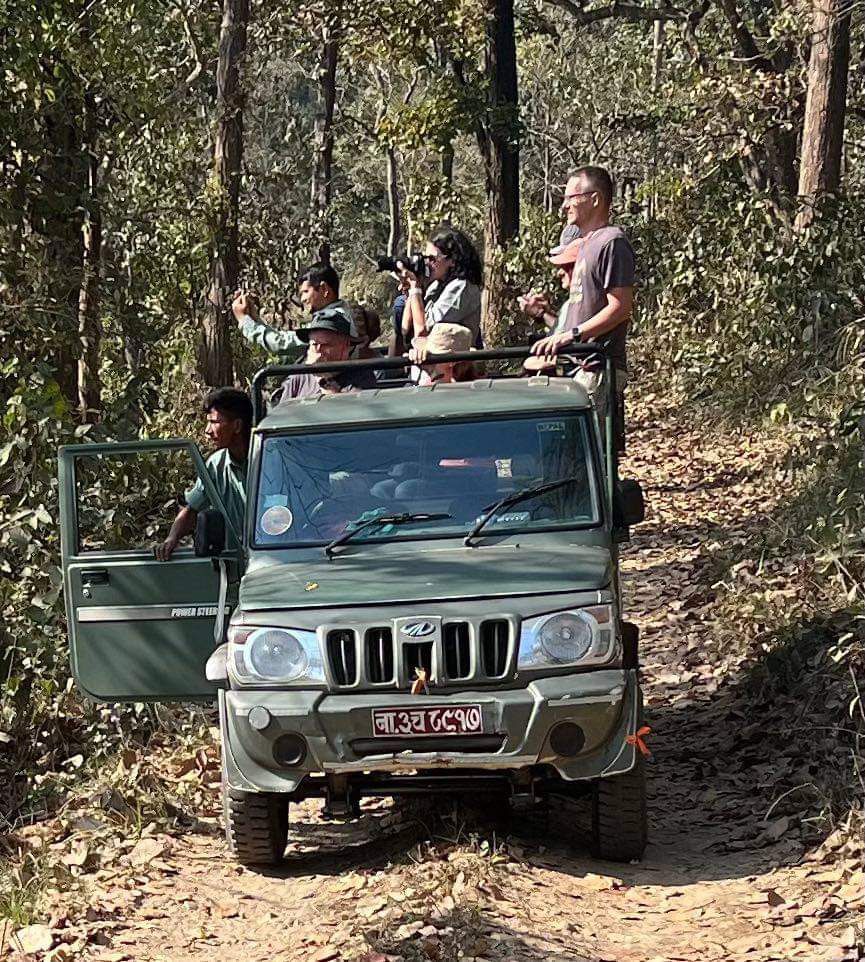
[223,784,288,866]
[591,755,647,862]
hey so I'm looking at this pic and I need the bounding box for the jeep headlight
[228,626,325,684]
[518,605,616,669]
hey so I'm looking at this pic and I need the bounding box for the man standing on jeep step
[529,165,635,442]
[154,388,252,561]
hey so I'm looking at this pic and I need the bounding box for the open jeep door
[59,439,242,702]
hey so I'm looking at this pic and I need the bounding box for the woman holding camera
[402,227,483,348]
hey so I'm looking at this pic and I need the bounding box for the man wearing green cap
[277,309,377,402]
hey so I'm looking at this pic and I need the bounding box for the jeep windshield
[254,413,601,548]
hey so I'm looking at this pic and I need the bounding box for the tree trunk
[651,19,665,92]
[796,0,851,229]
[202,0,248,387]
[541,102,553,213]
[441,144,454,185]
[310,33,338,264]
[77,89,102,422]
[41,101,85,408]
[478,0,520,344]
[385,145,401,256]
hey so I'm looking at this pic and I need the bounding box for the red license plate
[371,704,483,737]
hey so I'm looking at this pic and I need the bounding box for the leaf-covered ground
[4,396,864,962]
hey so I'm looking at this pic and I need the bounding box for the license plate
[371,704,483,737]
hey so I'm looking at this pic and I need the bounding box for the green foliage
[633,173,865,407]
[479,203,561,343]
[1,365,76,717]
[1,0,864,849]
[0,848,75,926]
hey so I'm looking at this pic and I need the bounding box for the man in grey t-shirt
[529,166,635,444]
[277,310,376,402]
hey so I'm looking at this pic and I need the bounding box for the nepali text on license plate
[371,704,483,737]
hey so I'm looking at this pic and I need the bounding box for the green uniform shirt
[185,449,247,542]
[238,300,358,358]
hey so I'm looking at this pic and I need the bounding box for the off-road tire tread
[591,755,647,862]
[224,787,288,866]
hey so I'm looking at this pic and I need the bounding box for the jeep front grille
[350,735,506,756]
[443,622,471,679]
[323,618,514,689]
[481,619,509,677]
[403,640,433,680]
[326,629,358,686]
[365,627,394,684]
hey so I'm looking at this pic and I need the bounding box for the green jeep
[59,346,647,866]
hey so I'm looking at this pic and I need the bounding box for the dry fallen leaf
[14,923,55,955]
[128,837,167,866]
[310,948,340,962]
[394,921,424,940]
[62,840,90,867]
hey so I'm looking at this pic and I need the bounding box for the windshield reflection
[255,414,600,547]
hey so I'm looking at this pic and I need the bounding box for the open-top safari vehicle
[59,345,646,866]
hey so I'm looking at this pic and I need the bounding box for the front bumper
[220,668,640,794]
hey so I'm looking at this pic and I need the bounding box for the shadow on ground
[349,903,593,962]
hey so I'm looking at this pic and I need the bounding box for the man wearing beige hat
[407,323,476,384]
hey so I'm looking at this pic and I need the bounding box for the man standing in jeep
[529,165,635,429]
[233,263,358,356]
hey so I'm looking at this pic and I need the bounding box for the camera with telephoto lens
[376,252,428,277]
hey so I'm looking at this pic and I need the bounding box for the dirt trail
[38,404,864,962]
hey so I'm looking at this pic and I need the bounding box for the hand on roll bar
[528,328,578,366]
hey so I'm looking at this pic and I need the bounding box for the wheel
[591,754,647,862]
[223,782,288,866]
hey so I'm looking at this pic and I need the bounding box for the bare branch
[162,0,206,106]
[716,0,774,71]
[542,0,703,24]
[371,65,388,125]
[403,74,419,106]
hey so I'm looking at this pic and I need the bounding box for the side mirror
[194,509,226,557]
[615,479,645,528]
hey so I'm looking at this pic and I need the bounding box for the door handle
[81,569,109,587]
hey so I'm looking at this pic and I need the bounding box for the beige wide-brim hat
[425,323,473,354]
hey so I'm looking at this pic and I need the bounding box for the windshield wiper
[325,512,452,559]
[463,475,583,547]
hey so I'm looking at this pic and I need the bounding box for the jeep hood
[239,542,612,611]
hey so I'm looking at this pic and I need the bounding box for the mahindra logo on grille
[401,621,435,638]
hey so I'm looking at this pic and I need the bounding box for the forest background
[1,0,864,924]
